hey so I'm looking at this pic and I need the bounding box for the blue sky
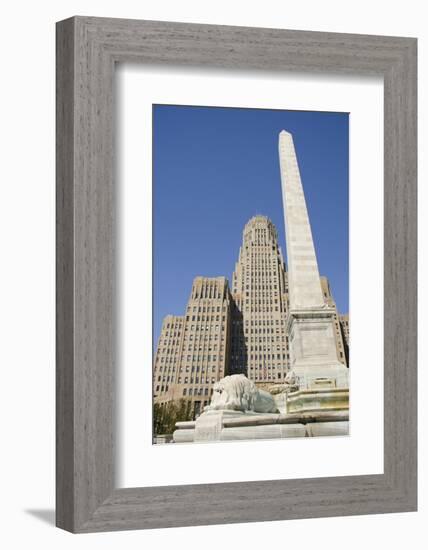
[153,104,349,344]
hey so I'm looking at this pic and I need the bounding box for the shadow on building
[229,300,248,377]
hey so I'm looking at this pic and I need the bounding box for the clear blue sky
[153,104,349,344]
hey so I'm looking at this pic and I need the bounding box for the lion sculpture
[205,374,278,413]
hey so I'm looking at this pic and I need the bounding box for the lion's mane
[205,374,278,413]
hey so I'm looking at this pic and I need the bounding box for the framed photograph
[56,16,417,532]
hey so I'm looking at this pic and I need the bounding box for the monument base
[286,387,349,414]
[287,309,349,390]
[173,409,349,443]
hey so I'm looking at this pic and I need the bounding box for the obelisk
[279,131,325,310]
[279,130,348,398]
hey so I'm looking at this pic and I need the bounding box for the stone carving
[284,370,299,390]
[265,370,299,413]
[269,371,299,394]
[205,374,278,413]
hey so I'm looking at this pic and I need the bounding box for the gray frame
[56,16,417,533]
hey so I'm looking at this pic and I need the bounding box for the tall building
[339,314,350,346]
[320,277,348,367]
[153,276,232,417]
[231,215,289,383]
[153,315,184,403]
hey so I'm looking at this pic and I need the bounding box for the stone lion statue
[205,374,278,413]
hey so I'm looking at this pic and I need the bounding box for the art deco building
[231,215,289,383]
[153,276,232,417]
[153,315,184,402]
[320,277,348,367]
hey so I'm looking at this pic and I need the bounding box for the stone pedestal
[286,308,349,413]
[286,388,349,414]
[173,409,349,443]
[287,308,349,392]
[272,391,289,414]
[193,410,241,442]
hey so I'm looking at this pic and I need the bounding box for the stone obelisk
[279,130,348,405]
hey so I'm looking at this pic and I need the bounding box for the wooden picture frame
[56,16,417,533]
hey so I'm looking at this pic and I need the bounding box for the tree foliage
[153,399,194,436]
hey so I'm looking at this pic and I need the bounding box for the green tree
[153,399,193,436]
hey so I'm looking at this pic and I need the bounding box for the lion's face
[207,374,254,411]
[210,380,228,406]
[213,380,225,394]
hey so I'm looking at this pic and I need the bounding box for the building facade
[231,215,289,383]
[153,217,348,419]
[153,276,232,417]
[320,277,348,367]
[153,314,184,402]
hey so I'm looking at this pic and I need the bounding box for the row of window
[232,339,286,351]
[242,271,279,276]
[186,315,226,322]
[246,337,287,345]
[245,297,280,303]
[180,365,218,373]
[157,352,180,361]
[184,333,222,341]
[243,256,280,262]
[182,344,223,352]
[245,306,282,312]
[187,305,226,313]
[254,294,283,302]
[192,289,225,299]
[245,327,285,334]
[248,364,287,370]
[180,377,217,384]
[245,284,280,290]
[251,373,284,380]
[183,354,222,362]
[156,364,219,375]
[156,366,176,373]
[245,319,285,326]
[186,324,225,332]
[164,323,183,330]
[156,355,223,372]
[246,353,289,362]
[157,339,180,349]
[182,387,212,397]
